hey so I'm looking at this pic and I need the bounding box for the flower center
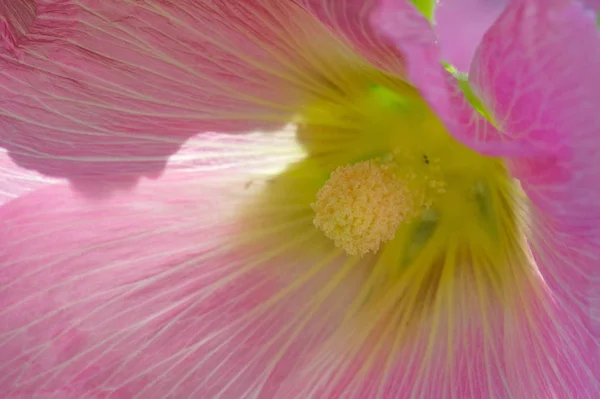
[293,72,514,260]
[245,60,525,306]
[238,47,533,367]
[312,160,414,256]
[312,151,447,256]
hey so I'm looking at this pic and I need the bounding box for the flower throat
[299,81,514,259]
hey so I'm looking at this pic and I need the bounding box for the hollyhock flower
[1,0,600,398]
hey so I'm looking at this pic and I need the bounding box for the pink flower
[1,0,599,398]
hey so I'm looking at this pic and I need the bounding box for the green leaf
[410,0,436,22]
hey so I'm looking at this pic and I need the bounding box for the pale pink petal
[0,149,364,398]
[0,1,357,194]
[435,0,507,71]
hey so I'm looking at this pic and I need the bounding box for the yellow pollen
[312,160,419,256]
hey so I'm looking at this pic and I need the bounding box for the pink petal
[370,0,445,114]
[0,1,354,195]
[435,0,507,72]
[0,148,54,205]
[0,0,35,52]
[0,160,361,398]
[582,0,600,12]
[511,219,600,397]
[274,242,598,398]
[470,0,600,232]
[469,0,600,393]
[275,262,600,397]
[276,311,509,398]
[371,0,531,158]
[294,0,407,74]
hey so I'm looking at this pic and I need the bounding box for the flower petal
[294,0,407,74]
[0,152,367,398]
[0,1,358,195]
[583,0,600,12]
[435,0,507,72]
[470,0,600,232]
[275,311,509,398]
[0,0,35,52]
[0,148,54,205]
[370,0,445,113]
[470,0,600,393]
[513,220,600,397]
[274,247,598,398]
[371,0,530,157]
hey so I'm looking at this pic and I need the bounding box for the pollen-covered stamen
[312,160,425,256]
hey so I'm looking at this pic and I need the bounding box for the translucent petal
[0,148,54,205]
[294,0,407,74]
[0,133,365,398]
[0,1,372,195]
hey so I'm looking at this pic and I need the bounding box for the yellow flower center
[312,160,415,256]
[243,54,530,331]
[235,31,541,396]
[312,152,448,256]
